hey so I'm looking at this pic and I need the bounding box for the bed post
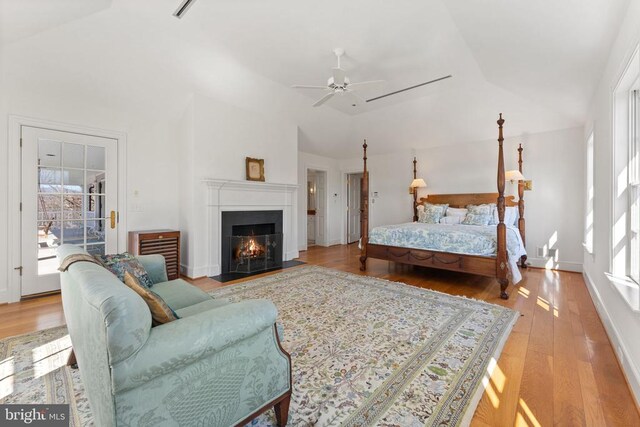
[412,157,419,222]
[496,114,509,299]
[518,143,527,268]
[360,140,369,271]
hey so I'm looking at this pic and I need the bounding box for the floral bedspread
[368,222,527,283]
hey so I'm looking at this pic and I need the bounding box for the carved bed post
[412,157,419,221]
[518,143,527,268]
[496,114,509,299]
[360,140,369,271]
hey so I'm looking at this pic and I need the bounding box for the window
[611,46,639,290]
[630,84,640,283]
[585,131,595,254]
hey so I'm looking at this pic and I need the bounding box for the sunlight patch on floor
[517,398,542,427]
[481,357,504,409]
[31,335,72,379]
[536,296,550,311]
[0,357,15,399]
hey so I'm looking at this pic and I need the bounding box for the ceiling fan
[292,48,385,107]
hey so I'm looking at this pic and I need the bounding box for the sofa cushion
[124,272,178,325]
[95,253,153,287]
[152,279,212,310]
[174,298,231,318]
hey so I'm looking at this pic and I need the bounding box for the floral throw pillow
[94,252,154,288]
[417,204,447,224]
[467,203,496,216]
[462,213,493,226]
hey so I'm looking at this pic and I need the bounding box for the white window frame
[629,81,640,283]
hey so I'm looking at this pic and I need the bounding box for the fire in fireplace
[221,211,284,275]
[230,232,282,274]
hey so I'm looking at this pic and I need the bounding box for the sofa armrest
[111,299,278,392]
[137,254,169,284]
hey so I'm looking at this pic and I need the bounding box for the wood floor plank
[577,359,607,426]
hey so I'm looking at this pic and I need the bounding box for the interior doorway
[306,169,327,246]
[346,172,363,243]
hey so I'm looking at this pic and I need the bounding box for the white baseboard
[583,271,640,407]
[180,264,213,279]
[526,257,583,272]
[285,250,299,261]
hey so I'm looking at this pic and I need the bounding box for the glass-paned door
[21,127,118,296]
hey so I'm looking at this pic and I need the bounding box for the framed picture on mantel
[246,157,265,182]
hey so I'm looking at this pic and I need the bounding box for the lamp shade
[505,170,525,181]
[410,178,427,188]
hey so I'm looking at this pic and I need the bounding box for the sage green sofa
[57,244,291,427]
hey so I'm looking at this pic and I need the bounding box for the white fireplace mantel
[202,178,299,277]
[204,179,298,195]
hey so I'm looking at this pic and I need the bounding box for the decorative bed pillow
[467,203,496,216]
[445,207,468,217]
[440,216,463,225]
[461,213,492,226]
[124,272,178,325]
[423,202,449,213]
[418,204,446,223]
[94,253,154,288]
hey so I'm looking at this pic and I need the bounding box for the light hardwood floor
[1,244,639,426]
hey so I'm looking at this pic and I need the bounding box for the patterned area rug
[0,266,518,426]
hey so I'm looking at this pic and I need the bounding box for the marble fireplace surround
[204,179,299,276]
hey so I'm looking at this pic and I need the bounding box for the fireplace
[221,211,283,274]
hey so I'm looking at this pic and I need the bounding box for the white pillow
[492,206,518,226]
[445,207,468,217]
[440,216,463,224]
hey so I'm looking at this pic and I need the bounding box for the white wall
[298,152,344,250]
[582,0,640,404]
[180,94,299,277]
[0,34,183,302]
[337,128,585,271]
[339,149,415,230]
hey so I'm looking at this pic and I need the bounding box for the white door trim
[302,165,330,251]
[6,115,128,303]
[340,167,367,245]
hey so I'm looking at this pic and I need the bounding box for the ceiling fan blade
[313,92,335,107]
[292,85,328,90]
[366,75,452,103]
[345,90,366,107]
[173,0,198,18]
[332,68,346,86]
[348,80,385,90]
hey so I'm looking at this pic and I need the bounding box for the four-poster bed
[359,114,526,299]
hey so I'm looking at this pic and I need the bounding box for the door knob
[110,211,117,229]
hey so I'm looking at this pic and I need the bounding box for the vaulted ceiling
[0,0,631,157]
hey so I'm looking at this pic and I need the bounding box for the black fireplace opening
[221,211,284,275]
